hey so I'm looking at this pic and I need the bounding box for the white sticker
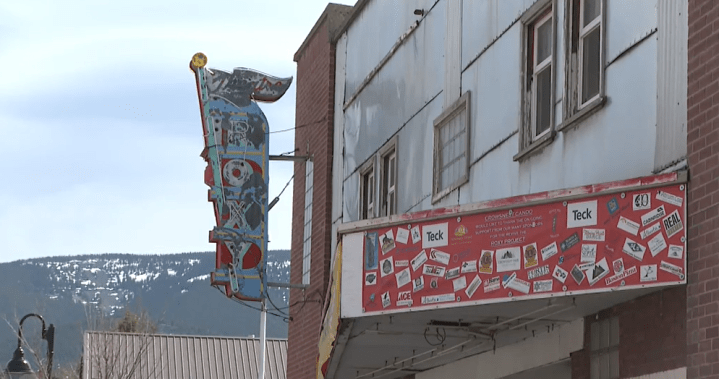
[541,242,559,261]
[583,229,606,242]
[429,249,450,265]
[502,272,517,288]
[380,229,397,255]
[527,265,550,280]
[412,276,425,292]
[570,264,586,284]
[622,238,646,261]
[453,276,467,292]
[553,265,569,283]
[395,260,409,267]
[656,191,683,207]
[465,275,481,298]
[496,246,521,272]
[578,262,595,271]
[533,279,553,293]
[581,244,597,263]
[396,291,413,307]
[648,233,667,257]
[423,264,446,277]
[567,200,598,228]
[422,223,448,248]
[411,226,421,244]
[395,268,411,288]
[411,250,428,271]
[640,265,657,282]
[380,257,394,277]
[662,210,683,238]
[586,258,610,286]
[659,260,684,278]
[668,245,684,259]
[484,277,501,292]
[523,243,539,268]
[479,250,494,274]
[445,267,460,280]
[507,277,531,294]
[617,216,640,236]
[606,265,637,285]
[613,258,624,274]
[640,223,662,240]
[461,260,477,273]
[641,205,667,227]
[421,293,455,305]
[381,291,391,308]
[364,272,378,286]
[633,193,651,211]
[395,227,410,244]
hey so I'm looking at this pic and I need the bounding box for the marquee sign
[190,53,292,301]
[361,178,686,314]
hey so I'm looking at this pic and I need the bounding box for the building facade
[284,0,718,378]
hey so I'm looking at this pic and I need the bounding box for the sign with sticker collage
[361,183,686,313]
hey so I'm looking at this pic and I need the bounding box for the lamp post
[5,314,54,379]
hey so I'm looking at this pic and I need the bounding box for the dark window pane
[535,67,552,137]
[582,26,601,104]
[583,0,601,27]
[536,19,552,63]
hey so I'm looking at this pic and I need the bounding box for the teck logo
[422,223,448,249]
[567,200,598,228]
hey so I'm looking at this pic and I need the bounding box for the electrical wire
[267,117,327,134]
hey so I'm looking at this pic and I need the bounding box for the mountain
[0,251,290,370]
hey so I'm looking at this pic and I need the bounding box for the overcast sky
[0,0,355,263]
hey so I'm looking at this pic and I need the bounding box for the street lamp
[4,314,54,379]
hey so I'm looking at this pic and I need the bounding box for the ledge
[513,130,556,162]
[556,96,607,133]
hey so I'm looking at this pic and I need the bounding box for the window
[590,317,619,379]
[433,91,470,202]
[302,160,313,285]
[379,139,397,217]
[359,161,375,220]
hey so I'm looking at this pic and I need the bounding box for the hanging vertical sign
[190,53,292,301]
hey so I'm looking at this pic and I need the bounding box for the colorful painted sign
[361,181,686,313]
[190,53,292,301]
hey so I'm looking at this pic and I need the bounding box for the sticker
[648,233,667,257]
[640,223,662,240]
[571,264,585,285]
[586,258,610,286]
[453,276,467,292]
[656,191,683,207]
[364,232,379,270]
[430,277,439,289]
[606,198,620,215]
[583,229,606,242]
[380,257,394,277]
[606,265,638,285]
[523,243,539,268]
[380,230,397,255]
[613,258,624,274]
[479,250,494,274]
[527,265,550,280]
[421,293,455,305]
[668,245,684,259]
[553,265,569,283]
[429,249,451,265]
[622,238,646,261]
[617,216,640,235]
[411,226,421,244]
[541,242,559,261]
[411,250,428,272]
[445,267,460,280]
[533,279,553,293]
[413,276,425,292]
[659,261,684,278]
[507,277,531,294]
[640,265,657,282]
[365,272,377,286]
[560,232,580,252]
[502,273,517,288]
[496,247,521,272]
[422,223,448,248]
[567,200,598,228]
[454,224,468,237]
[397,291,413,307]
[465,275,481,298]
[423,264,446,277]
[633,193,651,211]
[581,244,597,263]
[395,268,411,288]
[396,227,410,244]
[381,291,391,308]
[641,205,667,227]
[484,277,501,293]
[578,262,595,271]
[461,260,477,273]
[662,210,683,238]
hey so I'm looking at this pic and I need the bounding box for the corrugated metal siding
[83,332,287,379]
[655,0,688,171]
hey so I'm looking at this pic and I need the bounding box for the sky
[0,0,355,263]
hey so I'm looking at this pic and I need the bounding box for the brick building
[285,0,719,378]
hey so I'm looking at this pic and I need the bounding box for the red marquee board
[361,183,686,314]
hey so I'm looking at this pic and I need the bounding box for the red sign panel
[361,182,686,314]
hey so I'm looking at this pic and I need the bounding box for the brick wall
[287,14,338,379]
[687,1,719,378]
[572,287,687,378]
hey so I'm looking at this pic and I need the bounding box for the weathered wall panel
[606,0,657,64]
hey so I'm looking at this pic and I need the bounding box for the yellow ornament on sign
[191,52,207,69]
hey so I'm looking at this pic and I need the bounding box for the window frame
[302,159,314,285]
[531,10,555,141]
[359,158,376,220]
[578,0,603,109]
[379,136,398,217]
[432,91,471,203]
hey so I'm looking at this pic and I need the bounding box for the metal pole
[259,298,267,379]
